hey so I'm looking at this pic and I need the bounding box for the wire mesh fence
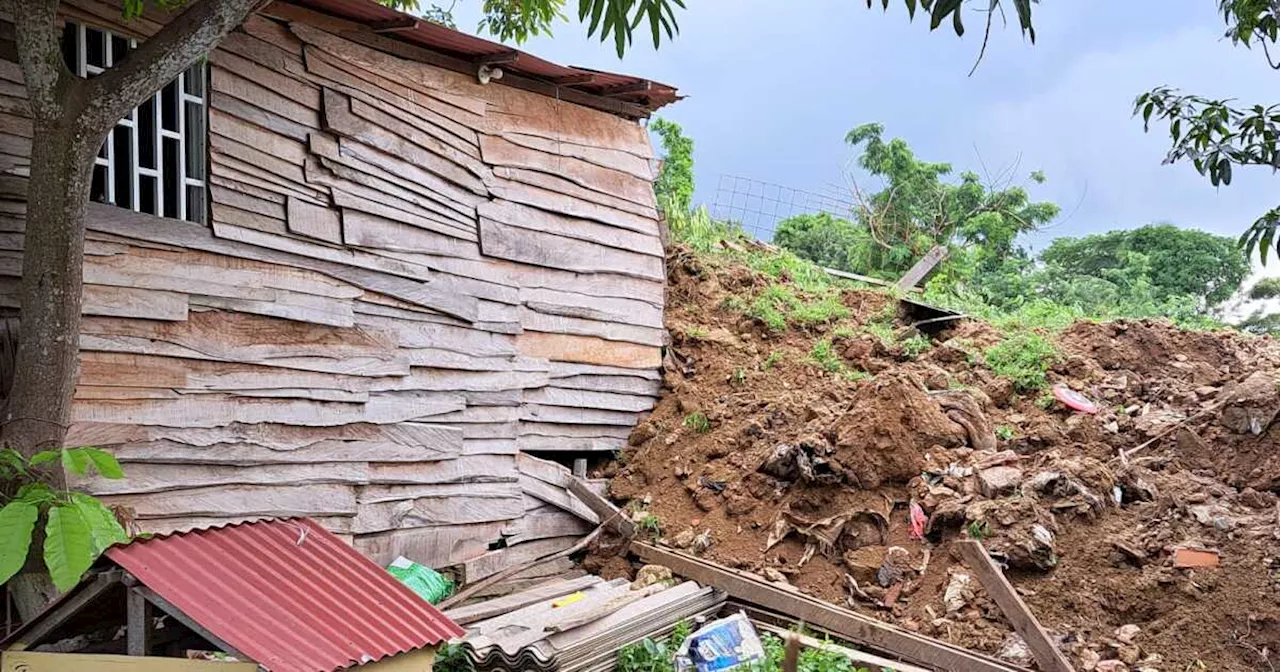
[709,174,857,242]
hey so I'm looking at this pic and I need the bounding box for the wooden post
[126,587,151,656]
[896,245,949,291]
[955,541,1076,672]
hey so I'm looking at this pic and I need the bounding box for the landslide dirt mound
[602,244,1280,671]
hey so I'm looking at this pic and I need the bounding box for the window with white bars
[62,20,209,224]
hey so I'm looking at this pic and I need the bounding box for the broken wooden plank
[99,484,357,519]
[354,521,507,568]
[477,217,664,281]
[955,540,1076,672]
[633,543,1024,672]
[286,195,343,244]
[896,245,949,291]
[568,476,635,538]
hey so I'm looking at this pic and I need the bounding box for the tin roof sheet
[106,518,463,672]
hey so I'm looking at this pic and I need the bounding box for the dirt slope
[601,245,1280,671]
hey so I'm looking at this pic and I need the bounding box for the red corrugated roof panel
[106,518,462,672]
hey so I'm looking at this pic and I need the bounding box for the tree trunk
[1,116,96,471]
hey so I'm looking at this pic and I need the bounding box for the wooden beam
[568,476,635,538]
[370,17,420,33]
[17,570,122,649]
[955,541,1076,672]
[473,50,520,66]
[601,81,652,97]
[126,587,151,656]
[632,543,1024,672]
[135,587,250,662]
[553,73,597,86]
[896,245,949,291]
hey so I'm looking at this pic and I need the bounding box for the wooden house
[0,0,676,571]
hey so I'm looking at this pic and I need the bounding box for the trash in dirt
[996,633,1033,666]
[552,592,586,608]
[1172,547,1220,569]
[908,500,927,540]
[386,556,453,604]
[943,571,974,613]
[699,476,728,492]
[675,611,767,672]
[1053,384,1100,414]
[633,564,674,589]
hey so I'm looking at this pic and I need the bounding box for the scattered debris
[1172,548,1221,569]
[604,244,1280,670]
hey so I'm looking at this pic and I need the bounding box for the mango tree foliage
[1039,225,1249,307]
[870,0,1280,263]
[650,117,695,214]
[780,124,1058,279]
[403,0,685,56]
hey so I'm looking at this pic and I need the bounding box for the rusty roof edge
[277,0,680,119]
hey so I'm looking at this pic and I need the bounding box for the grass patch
[761,350,784,370]
[683,412,711,433]
[808,339,844,374]
[730,367,747,386]
[791,294,850,325]
[984,332,1061,392]
[637,512,662,537]
[666,206,743,254]
[900,334,931,359]
[862,320,896,346]
[685,325,708,339]
[995,425,1015,441]
[832,325,856,339]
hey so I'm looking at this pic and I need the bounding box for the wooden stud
[955,540,1076,672]
[135,587,250,661]
[126,586,151,656]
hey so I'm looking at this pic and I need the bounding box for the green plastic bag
[387,556,454,604]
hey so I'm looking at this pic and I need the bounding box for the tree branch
[8,0,76,121]
[81,0,267,135]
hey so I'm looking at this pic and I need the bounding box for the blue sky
[451,1,1279,252]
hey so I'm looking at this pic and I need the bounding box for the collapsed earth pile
[600,244,1280,671]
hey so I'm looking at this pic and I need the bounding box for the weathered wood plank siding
[0,1,664,567]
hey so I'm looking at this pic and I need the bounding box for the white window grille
[62,20,208,224]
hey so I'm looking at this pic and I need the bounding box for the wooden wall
[0,1,665,570]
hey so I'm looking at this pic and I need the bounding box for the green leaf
[70,493,129,554]
[29,450,59,467]
[905,0,918,19]
[44,504,94,592]
[952,6,964,36]
[62,448,90,477]
[15,482,58,506]
[0,501,38,586]
[588,0,606,37]
[80,448,124,479]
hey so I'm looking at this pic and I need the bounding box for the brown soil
[599,245,1280,671]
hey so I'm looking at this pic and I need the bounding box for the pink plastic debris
[1052,384,1099,414]
[908,500,927,540]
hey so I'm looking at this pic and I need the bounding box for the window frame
[65,19,210,225]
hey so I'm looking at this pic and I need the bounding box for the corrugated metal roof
[284,0,680,115]
[105,518,463,672]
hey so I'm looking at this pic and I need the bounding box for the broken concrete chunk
[1219,371,1280,435]
[632,564,673,589]
[978,465,1024,498]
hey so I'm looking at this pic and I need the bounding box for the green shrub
[984,332,1061,392]
[995,425,1015,441]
